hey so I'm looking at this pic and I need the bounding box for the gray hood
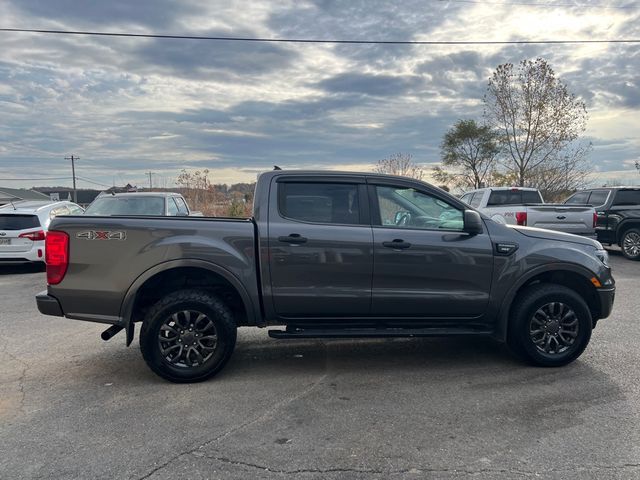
[508,225,601,248]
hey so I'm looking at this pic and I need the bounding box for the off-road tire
[140,289,237,383]
[507,284,592,367]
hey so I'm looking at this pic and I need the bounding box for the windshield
[84,196,165,216]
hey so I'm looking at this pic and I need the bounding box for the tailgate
[527,205,595,233]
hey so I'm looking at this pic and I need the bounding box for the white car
[0,200,84,264]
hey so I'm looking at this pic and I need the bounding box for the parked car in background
[0,200,84,264]
[84,192,197,216]
[564,187,640,260]
[461,187,596,236]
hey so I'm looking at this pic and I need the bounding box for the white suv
[0,200,84,264]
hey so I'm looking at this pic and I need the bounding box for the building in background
[0,187,50,206]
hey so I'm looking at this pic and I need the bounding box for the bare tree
[375,153,424,180]
[439,119,500,189]
[484,58,589,187]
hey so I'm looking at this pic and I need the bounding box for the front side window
[279,182,360,225]
[470,192,484,208]
[375,186,464,231]
[174,197,189,214]
[565,191,590,204]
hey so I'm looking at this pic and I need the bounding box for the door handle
[278,234,308,244]
[382,239,411,250]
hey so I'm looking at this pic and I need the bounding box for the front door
[369,182,493,319]
[268,177,373,319]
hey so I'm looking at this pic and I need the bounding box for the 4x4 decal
[77,230,126,240]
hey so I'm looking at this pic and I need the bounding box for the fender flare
[495,262,598,341]
[119,258,258,345]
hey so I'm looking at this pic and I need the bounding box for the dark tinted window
[84,196,166,215]
[522,190,543,203]
[0,214,41,230]
[588,190,609,207]
[279,182,360,224]
[565,192,590,204]
[612,189,640,206]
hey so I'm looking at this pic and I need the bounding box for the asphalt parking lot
[1,253,639,479]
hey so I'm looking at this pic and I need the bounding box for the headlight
[595,249,609,267]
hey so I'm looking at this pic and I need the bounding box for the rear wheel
[140,290,237,383]
[507,284,592,367]
[620,228,640,261]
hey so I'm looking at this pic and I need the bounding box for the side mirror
[463,210,483,235]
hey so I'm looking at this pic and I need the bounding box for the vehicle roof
[462,186,539,193]
[98,192,181,197]
[577,186,640,190]
[0,200,78,214]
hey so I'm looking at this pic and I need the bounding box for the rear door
[368,179,493,320]
[0,214,42,255]
[267,176,373,319]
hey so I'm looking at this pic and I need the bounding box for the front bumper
[597,287,615,320]
[36,291,63,317]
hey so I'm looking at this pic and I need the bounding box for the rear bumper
[36,291,64,317]
[597,287,615,320]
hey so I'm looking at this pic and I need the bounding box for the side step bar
[268,327,492,339]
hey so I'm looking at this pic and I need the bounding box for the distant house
[0,187,50,206]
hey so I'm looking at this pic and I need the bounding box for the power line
[76,176,113,188]
[0,28,639,45]
[0,177,72,181]
[437,0,638,9]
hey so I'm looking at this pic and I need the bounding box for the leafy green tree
[439,119,500,189]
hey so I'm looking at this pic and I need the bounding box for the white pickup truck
[461,187,596,236]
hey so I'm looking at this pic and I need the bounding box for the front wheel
[507,284,592,367]
[620,228,640,261]
[140,290,237,383]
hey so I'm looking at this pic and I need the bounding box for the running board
[268,327,491,339]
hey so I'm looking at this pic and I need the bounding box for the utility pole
[147,172,153,190]
[64,155,79,203]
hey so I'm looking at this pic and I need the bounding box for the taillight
[45,231,69,285]
[593,212,598,228]
[515,211,527,226]
[19,230,46,241]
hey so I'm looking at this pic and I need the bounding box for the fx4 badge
[77,230,126,241]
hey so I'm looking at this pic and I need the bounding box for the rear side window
[279,182,360,225]
[167,198,179,215]
[522,191,543,203]
[488,190,541,205]
[612,189,640,206]
[0,214,41,230]
[587,190,609,207]
[565,191,590,204]
[174,197,189,214]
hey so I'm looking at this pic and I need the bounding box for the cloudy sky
[0,0,639,189]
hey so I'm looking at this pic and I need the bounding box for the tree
[439,119,500,189]
[374,153,424,180]
[484,58,589,187]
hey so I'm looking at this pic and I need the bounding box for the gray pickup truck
[37,170,615,382]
